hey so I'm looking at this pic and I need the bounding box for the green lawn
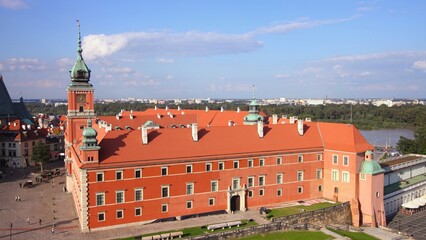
[238,230,334,240]
[327,227,379,240]
[266,202,339,219]
[121,219,257,240]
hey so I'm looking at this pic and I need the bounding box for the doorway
[230,195,240,212]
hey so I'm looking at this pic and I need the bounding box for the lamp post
[9,223,12,240]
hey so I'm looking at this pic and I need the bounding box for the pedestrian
[51,227,55,235]
[17,196,21,202]
[26,217,30,225]
[39,219,42,226]
[15,196,18,201]
[19,182,22,188]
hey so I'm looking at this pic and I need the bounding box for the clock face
[77,94,86,103]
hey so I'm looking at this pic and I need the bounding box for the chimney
[297,120,304,136]
[157,113,161,119]
[205,106,209,112]
[228,120,234,126]
[220,107,224,112]
[170,113,174,118]
[165,106,169,111]
[154,105,158,110]
[257,121,264,138]
[116,114,120,120]
[289,116,295,124]
[237,107,240,113]
[272,114,278,125]
[142,125,148,144]
[177,106,181,111]
[305,118,311,122]
[282,115,287,119]
[181,111,185,115]
[192,123,198,142]
[130,114,134,119]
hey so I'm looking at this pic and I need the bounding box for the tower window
[79,106,84,112]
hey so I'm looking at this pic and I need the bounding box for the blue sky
[1,0,425,99]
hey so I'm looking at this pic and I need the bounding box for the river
[360,129,414,147]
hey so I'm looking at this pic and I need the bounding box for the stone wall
[188,202,352,240]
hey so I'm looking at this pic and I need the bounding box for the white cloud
[164,75,173,80]
[413,60,426,71]
[1,58,47,72]
[208,83,252,92]
[14,79,64,88]
[56,58,74,72]
[156,58,175,63]
[0,0,27,9]
[275,74,290,79]
[102,66,134,74]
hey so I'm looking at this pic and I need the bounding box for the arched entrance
[230,195,240,212]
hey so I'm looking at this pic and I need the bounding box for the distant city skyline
[1,0,426,99]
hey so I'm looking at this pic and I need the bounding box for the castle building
[65,27,386,232]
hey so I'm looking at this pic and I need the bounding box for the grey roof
[0,75,16,118]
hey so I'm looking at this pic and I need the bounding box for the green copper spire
[244,85,264,125]
[70,20,91,85]
[81,118,100,150]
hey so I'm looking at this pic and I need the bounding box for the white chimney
[289,116,295,124]
[142,125,148,144]
[272,114,278,125]
[165,106,169,111]
[257,121,264,138]
[220,107,224,112]
[170,114,174,118]
[305,118,312,122]
[157,113,161,119]
[130,114,134,119]
[298,120,304,136]
[205,106,209,112]
[154,105,158,110]
[228,120,234,126]
[178,106,181,111]
[192,123,198,142]
[237,107,240,113]
[116,114,120,120]
[282,115,287,119]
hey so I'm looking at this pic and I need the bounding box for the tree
[31,141,50,173]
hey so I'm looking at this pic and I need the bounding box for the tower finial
[76,20,82,54]
[252,84,256,100]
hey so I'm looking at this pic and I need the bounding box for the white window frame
[161,204,168,213]
[248,176,254,187]
[297,171,304,181]
[161,185,169,198]
[218,162,224,170]
[248,190,254,197]
[186,183,194,195]
[276,173,283,184]
[135,188,143,201]
[259,175,265,186]
[316,169,323,180]
[233,160,239,169]
[186,164,193,173]
[116,209,124,219]
[161,166,168,176]
[342,171,350,183]
[96,172,104,182]
[259,188,264,196]
[248,159,253,168]
[186,200,193,209]
[332,169,339,181]
[116,170,123,180]
[96,192,105,206]
[206,163,212,172]
[277,188,282,196]
[343,155,349,166]
[232,178,240,189]
[211,180,218,192]
[276,156,282,165]
[209,198,215,206]
[259,158,265,166]
[317,154,323,161]
[298,186,303,193]
[98,212,105,222]
[360,173,366,180]
[298,154,303,163]
[135,207,142,216]
[135,169,142,178]
[116,190,125,203]
[332,154,338,165]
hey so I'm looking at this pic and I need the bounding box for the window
[211,181,218,192]
[276,173,283,184]
[233,161,239,169]
[209,198,215,206]
[116,191,124,203]
[343,156,349,166]
[332,154,338,165]
[161,204,168,212]
[318,185,322,192]
[116,170,123,180]
[186,165,192,173]
[135,169,142,178]
[135,189,143,201]
[161,186,169,198]
[96,193,105,206]
[135,207,142,216]
[297,171,304,181]
[79,106,84,112]
[276,157,282,165]
[96,172,104,182]
[331,169,339,181]
[248,176,254,187]
[116,210,123,219]
[98,212,105,221]
[298,155,303,163]
[342,171,350,183]
[232,178,240,189]
[218,162,224,170]
[376,192,380,198]
[186,183,194,195]
[317,154,323,161]
[334,187,339,194]
[259,158,265,166]
[206,163,212,172]
[360,173,366,180]
[161,167,168,176]
[248,190,254,197]
[259,176,265,186]
[316,169,323,180]
[277,189,282,196]
[259,189,264,196]
[248,159,253,168]
[298,186,303,193]
[186,201,193,209]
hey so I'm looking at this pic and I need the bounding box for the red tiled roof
[317,122,373,153]
[94,122,324,167]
